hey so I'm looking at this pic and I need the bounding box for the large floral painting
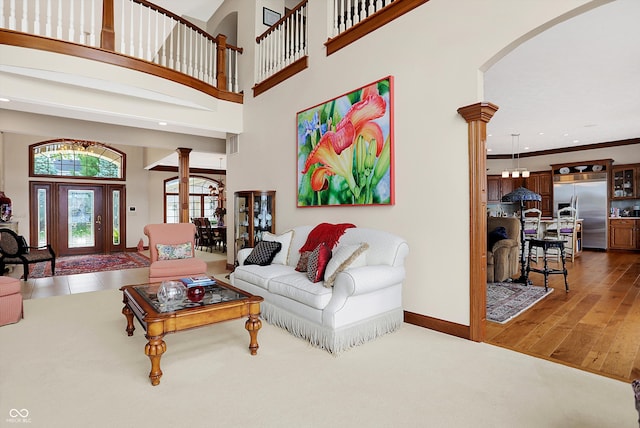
[297,76,394,207]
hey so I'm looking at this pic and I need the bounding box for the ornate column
[457,102,499,342]
[177,148,192,223]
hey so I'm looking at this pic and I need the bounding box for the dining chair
[545,207,578,262]
[522,208,542,261]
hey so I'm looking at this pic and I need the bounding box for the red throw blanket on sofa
[299,223,356,252]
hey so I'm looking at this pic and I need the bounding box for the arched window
[164,176,225,223]
[30,139,125,180]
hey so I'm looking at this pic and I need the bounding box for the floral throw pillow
[156,242,193,260]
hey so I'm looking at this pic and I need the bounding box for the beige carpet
[0,289,636,428]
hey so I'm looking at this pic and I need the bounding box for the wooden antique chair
[523,208,542,260]
[0,228,56,280]
[544,207,579,262]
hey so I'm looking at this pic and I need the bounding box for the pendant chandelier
[502,133,530,178]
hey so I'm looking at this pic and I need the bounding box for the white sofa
[230,225,409,354]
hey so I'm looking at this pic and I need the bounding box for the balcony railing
[255,0,308,86]
[0,0,242,100]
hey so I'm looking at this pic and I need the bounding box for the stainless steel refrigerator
[553,173,608,250]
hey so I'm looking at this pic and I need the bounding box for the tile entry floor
[5,250,231,300]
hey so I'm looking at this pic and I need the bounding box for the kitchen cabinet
[524,171,552,217]
[612,164,639,199]
[609,219,639,250]
[487,176,523,203]
[234,190,276,264]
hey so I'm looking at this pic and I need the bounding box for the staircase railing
[255,0,308,85]
[0,0,242,95]
[331,0,396,37]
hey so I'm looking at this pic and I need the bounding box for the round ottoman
[0,276,23,326]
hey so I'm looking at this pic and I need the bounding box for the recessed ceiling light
[487,148,492,152]
[487,134,492,137]
[0,97,9,102]
[524,146,530,150]
[158,121,167,126]
[538,132,544,135]
[563,133,569,137]
[573,139,580,143]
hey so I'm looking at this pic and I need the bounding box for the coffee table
[120,277,263,386]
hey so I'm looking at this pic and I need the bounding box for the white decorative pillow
[156,242,193,260]
[262,230,294,265]
[323,243,369,288]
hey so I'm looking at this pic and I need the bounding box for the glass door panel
[68,190,96,248]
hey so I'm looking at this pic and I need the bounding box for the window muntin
[164,176,224,223]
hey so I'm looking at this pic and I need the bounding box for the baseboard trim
[404,310,470,340]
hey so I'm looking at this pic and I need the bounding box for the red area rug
[27,252,150,279]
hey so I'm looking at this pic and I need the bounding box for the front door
[58,184,104,256]
[30,182,125,256]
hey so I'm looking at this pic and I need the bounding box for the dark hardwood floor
[486,249,640,382]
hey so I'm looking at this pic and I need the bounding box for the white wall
[226,0,596,326]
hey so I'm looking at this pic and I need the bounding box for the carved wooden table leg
[245,302,262,355]
[122,305,135,336]
[145,322,167,386]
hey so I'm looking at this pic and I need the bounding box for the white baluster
[56,0,62,38]
[45,0,51,37]
[138,5,143,59]
[182,25,187,73]
[211,39,217,86]
[153,10,158,63]
[33,0,40,35]
[119,0,125,53]
[146,6,152,61]
[68,0,75,42]
[376,0,382,11]
[21,0,27,32]
[79,0,85,44]
[169,17,174,70]
[189,27,193,76]
[368,0,374,15]
[234,48,239,92]
[90,0,95,46]
[360,0,366,22]
[175,23,181,72]
[338,0,345,34]
[8,0,16,31]
[161,14,167,67]
[345,0,352,29]
[129,0,134,56]
[0,1,4,29]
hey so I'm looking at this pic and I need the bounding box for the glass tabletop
[134,280,248,313]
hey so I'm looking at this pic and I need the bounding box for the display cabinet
[612,164,639,199]
[234,190,276,264]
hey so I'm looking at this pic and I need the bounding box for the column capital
[457,102,499,124]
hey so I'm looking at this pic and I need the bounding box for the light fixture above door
[502,133,530,178]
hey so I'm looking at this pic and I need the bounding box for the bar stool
[0,276,23,326]
[525,238,569,293]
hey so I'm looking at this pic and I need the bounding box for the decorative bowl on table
[187,285,206,302]
[157,281,186,305]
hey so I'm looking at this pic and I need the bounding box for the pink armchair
[0,276,23,326]
[144,223,207,282]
